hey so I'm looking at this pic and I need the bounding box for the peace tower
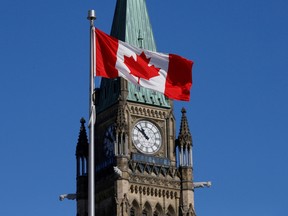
[75,1,202,215]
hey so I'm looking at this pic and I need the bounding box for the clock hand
[136,126,149,140]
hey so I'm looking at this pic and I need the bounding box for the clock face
[103,125,115,158]
[132,120,162,154]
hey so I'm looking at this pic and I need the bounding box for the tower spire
[111,0,156,51]
[96,0,170,113]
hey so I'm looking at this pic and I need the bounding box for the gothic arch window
[166,205,176,216]
[154,203,163,216]
[142,201,152,216]
[130,200,140,216]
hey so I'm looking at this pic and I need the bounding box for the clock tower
[76,0,196,215]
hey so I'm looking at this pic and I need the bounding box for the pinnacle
[76,118,89,156]
[115,105,128,132]
[178,107,192,146]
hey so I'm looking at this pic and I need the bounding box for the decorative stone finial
[181,107,186,114]
[80,117,86,125]
[178,107,192,146]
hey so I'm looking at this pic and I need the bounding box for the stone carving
[59,193,76,201]
[193,181,212,188]
[128,160,180,179]
[130,184,178,200]
[113,166,123,177]
[129,105,167,119]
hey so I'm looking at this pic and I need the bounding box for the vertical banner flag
[95,28,193,101]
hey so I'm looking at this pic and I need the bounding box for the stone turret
[178,108,193,167]
[177,108,196,216]
[76,118,88,216]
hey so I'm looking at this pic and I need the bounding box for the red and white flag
[95,28,193,101]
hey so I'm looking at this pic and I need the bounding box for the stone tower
[76,0,196,215]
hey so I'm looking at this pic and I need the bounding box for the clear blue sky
[1,0,287,215]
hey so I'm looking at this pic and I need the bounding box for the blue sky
[0,0,287,215]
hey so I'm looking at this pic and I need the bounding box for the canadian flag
[95,28,193,101]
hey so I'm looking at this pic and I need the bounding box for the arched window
[154,203,163,216]
[130,200,140,216]
[142,202,152,216]
[167,205,176,216]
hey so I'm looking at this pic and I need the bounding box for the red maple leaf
[124,52,160,84]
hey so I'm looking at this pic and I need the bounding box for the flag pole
[87,9,96,216]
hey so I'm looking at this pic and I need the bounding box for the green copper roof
[111,0,157,51]
[97,0,170,112]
